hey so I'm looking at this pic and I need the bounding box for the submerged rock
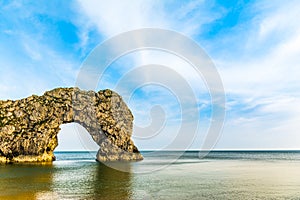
[0,87,143,163]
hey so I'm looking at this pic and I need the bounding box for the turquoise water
[1,151,300,199]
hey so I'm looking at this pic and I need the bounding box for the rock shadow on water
[0,163,54,199]
[92,162,133,199]
[0,160,134,200]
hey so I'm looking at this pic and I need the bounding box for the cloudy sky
[1,0,300,151]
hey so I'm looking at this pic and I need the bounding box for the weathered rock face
[0,87,143,163]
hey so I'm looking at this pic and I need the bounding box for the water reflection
[0,163,54,200]
[0,161,133,199]
[92,162,133,199]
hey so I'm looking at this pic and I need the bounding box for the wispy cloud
[1,0,300,149]
[210,0,300,149]
[76,0,223,37]
[71,0,300,149]
[0,1,89,99]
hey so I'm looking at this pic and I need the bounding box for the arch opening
[54,123,99,159]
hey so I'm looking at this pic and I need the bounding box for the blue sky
[1,0,300,150]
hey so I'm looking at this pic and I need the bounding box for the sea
[1,151,300,200]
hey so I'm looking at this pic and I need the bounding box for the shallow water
[1,151,300,199]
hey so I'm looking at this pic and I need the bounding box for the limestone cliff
[0,87,143,163]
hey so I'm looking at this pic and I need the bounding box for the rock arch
[0,87,143,163]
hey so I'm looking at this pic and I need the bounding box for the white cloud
[2,0,300,150]
[207,0,300,149]
[76,0,165,37]
[257,0,300,42]
[76,0,222,37]
[217,0,300,97]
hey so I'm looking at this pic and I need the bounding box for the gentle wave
[52,150,300,162]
